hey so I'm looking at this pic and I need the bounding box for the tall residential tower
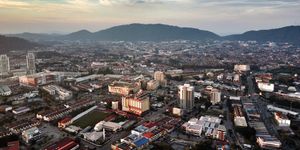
[26,53,36,74]
[154,71,167,86]
[0,55,10,75]
[178,84,194,111]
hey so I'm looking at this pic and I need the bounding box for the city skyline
[0,0,300,35]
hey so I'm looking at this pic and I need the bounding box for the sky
[0,0,300,35]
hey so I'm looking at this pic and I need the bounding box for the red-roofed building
[2,141,19,150]
[142,122,157,131]
[143,132,154,139]
[44,137,79,150]
[58,117,72,128]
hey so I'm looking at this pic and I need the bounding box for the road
[246,75,280,138]
[223,98,243,148]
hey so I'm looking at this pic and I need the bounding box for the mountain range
[0,35,40,54]
[3,23,300,46]
[224,26,300,44]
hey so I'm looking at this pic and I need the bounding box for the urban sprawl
[0,40,300,150]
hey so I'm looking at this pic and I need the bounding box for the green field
[73,111,110,128]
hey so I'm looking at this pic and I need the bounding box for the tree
[192,140,214,150]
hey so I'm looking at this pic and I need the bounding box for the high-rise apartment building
[26,53,36,74]
[210,89,221,105]
[154,71,167,86]
[178,84,194,111]
[0,54,10,75]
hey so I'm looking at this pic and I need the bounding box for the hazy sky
[0,0,299,35]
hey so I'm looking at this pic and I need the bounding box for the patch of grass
[73,111,110,128]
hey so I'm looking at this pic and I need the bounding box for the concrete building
[210,89,221,105]
[267,105,298,117]
[233,105,247,127]
[154,71,167,86]
[82,131,105,142]
[146,80,159,91]
[12,106,30,115]
[122,91,150,116]
[94,121,122,132]
[0,105,12,113]
[0,54,10,75]
[172,107,183,117]
[42,85,73,100]
[108,81,139,96]
[274,112,291,127]
[19,71,83,87]
[22,127,41,143]
[0,85,11,96]
[234,64,250,72]
[257,82,274,92]
[182,116,225,141]
[58,117,72,128]
[112,101,119,110]
[256,136,282,149]
[178,84,194,111]
[26,53,36,75]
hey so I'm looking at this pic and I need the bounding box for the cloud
[0,0,30,8]
[0,0,299,34]
[98,0,185,6]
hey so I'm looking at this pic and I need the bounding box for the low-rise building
[82,131,104,142]
[6,120,40,134]
[94,121,122,132]
[172,107,183,117]
[257,82,274,92]
[44,137,79,150]
[19,71,84,87]
[256,136,282,149]
[42,85,73,100]
[12,106,30,115]
[111,101,119,110]
[0,105,12,113]
[182,116,225,141]
[58,117,72,128]
[274,112,291,127]
[0,85,11,96]
[233,105,247,127]
[234,64,250,72]
[108,81,139,96]
[22,127,41,143]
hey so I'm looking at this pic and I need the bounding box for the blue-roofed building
[131,125,149,136]
[134,137,149,149]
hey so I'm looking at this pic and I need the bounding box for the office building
[0,54,10,75]
[26,53,36,74]
[178,84,194,111]
[122,91,150,116]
